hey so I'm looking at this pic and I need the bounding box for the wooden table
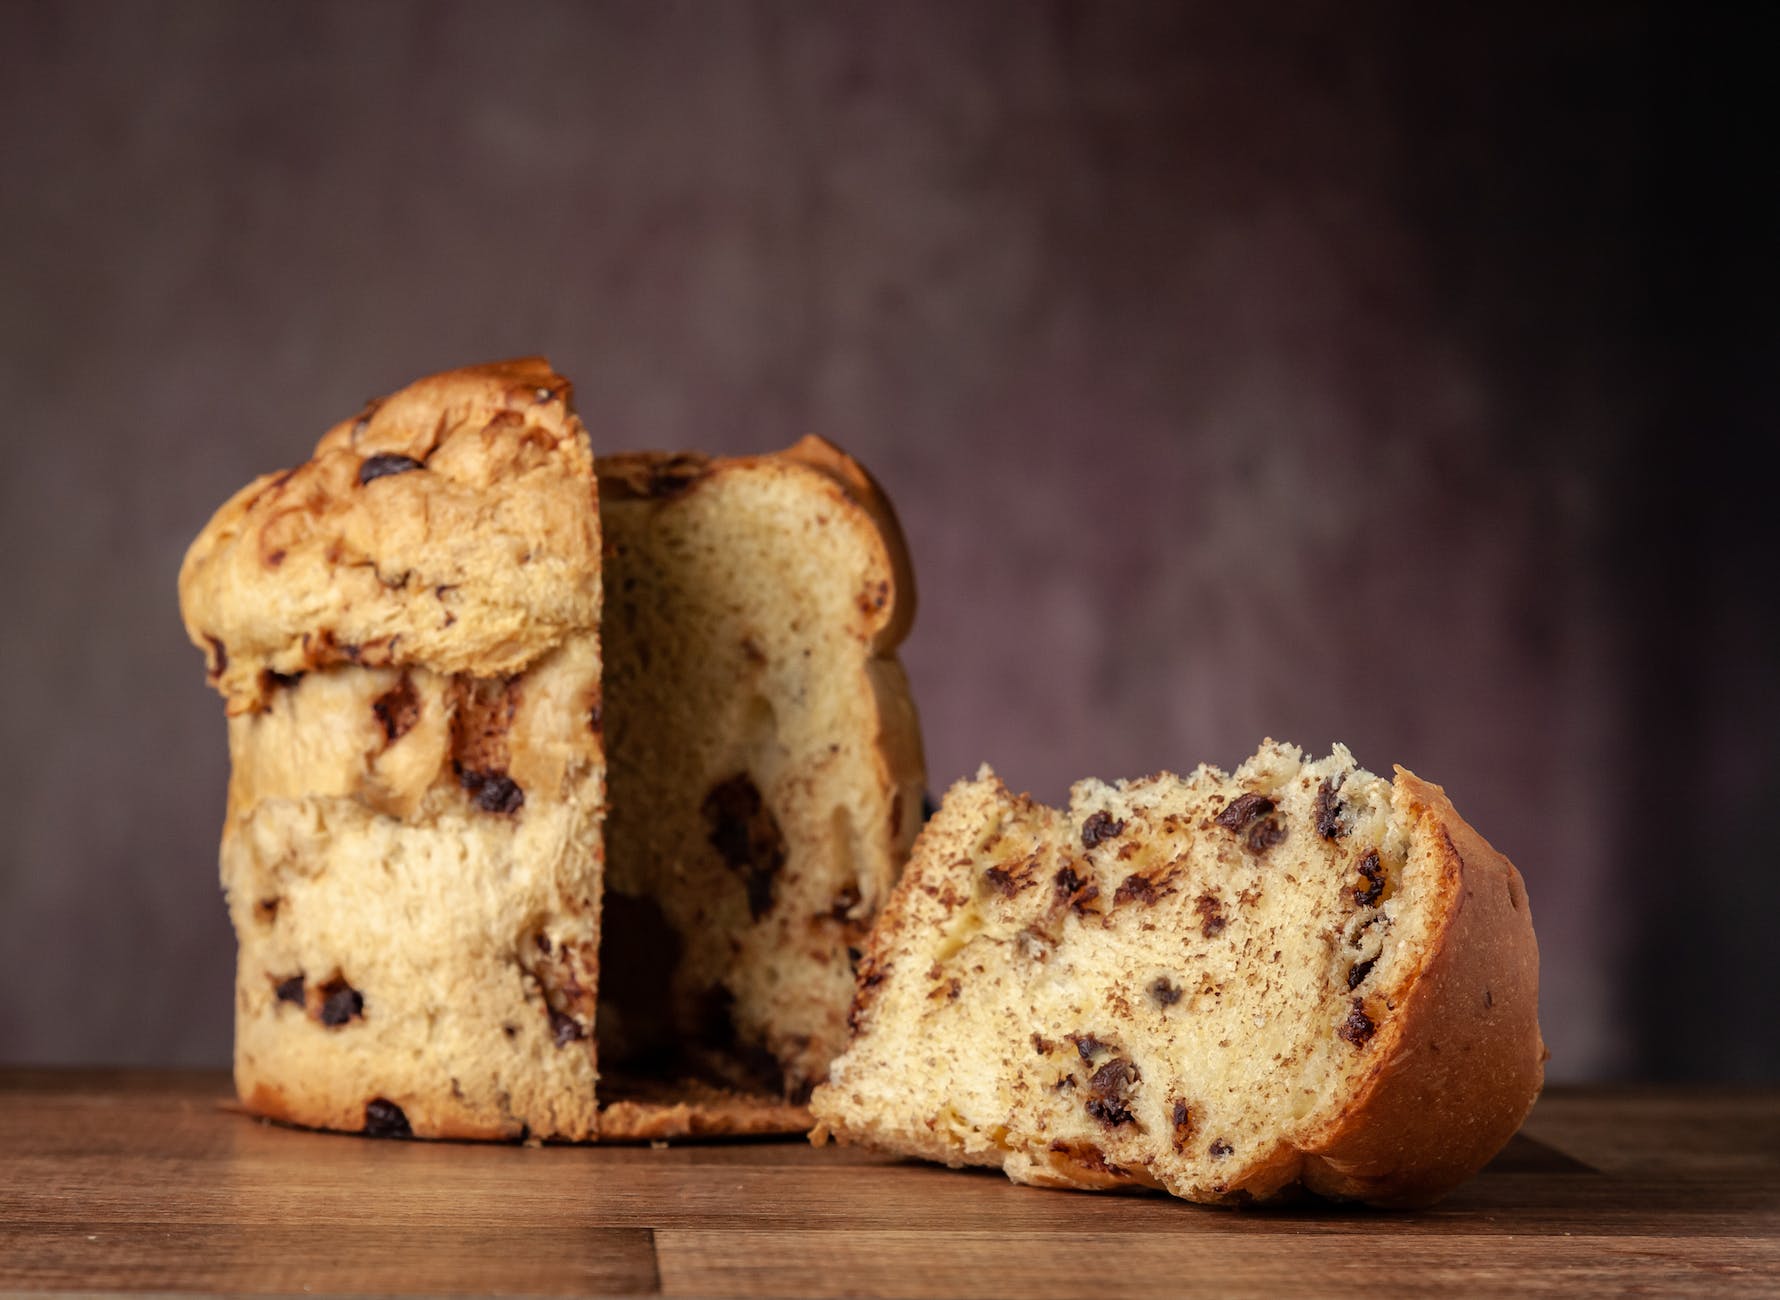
[1,1071,1774,1296]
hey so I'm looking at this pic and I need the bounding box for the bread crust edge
[178,355,599,716]
[239,1076,576,1142]
[1287,769,1546,1207]
[812,765,1546,1208]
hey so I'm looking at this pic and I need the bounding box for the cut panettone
[810,741,1544,1207]
[597,437,925,1109]
[179,358,606,1140]
[179,363,925,1141]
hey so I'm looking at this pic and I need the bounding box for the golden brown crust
[243,1075,810,1143]
[597,1075,811,1141]
[775,435,918,651]
[1291,770,1545,1206]
[241,1079,528,1142]
[597,436,917,652]
[774,438,926,892]
[179,358,598,715]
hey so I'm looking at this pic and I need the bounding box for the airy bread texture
[180,359,607,1140]
[597,437,925,1105]
[810,741,1544,1207]
[179,363,925,1141]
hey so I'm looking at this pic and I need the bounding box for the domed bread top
[178,358,599,715]
[597,434,915,650]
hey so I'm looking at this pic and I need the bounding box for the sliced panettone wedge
[179,358,607,1140]
[810,741,1544,1207]
[596,437,926,1132]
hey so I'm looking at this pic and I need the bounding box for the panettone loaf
[178,358,606,1140]
[180,363,926,1141]
[810,741,1544,1207]
[597,437,925,1117]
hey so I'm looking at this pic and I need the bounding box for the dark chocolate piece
[983,864,1023,898]
[363,1098,411,1138]
[1070,1033,1109,1062]
[1214,791,1274,832]
[1245,815,1288,855]
[1170,1100,1195,1151]
[372,676,420,744]
[1353,849,1386,906]
[1114,874,1160,906]
[1081,810,1126,849]
[358,453,425,485]
[1314,777,1346,840]
[1084,1057,1139,1128]
[318,978,363,1027]
[203,634,227,680]
[701,773,787,920]
[1338,997,1376,1046]
[1194,893,1227,939]
[459,768,524,814]
[1053,864,1100,915]
[549,1007,585,1047]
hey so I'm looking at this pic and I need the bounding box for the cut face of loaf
[219,646,605,1139]
[179,359,607,1140]
[597,437,926,1110]
[810,742,1544,1207]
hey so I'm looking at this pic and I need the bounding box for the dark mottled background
[2,2,1774,1081]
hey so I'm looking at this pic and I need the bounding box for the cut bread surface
[597,438,925,1106]
[181,372,925,1142]
[810,741,1543,1206]
[225,644,605,1140]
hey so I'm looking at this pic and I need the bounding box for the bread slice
[810,741,1544,1207]
[179,358,607,1140]
[596,437,926,1120]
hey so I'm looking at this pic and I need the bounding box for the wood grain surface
[1,1070,1775,1296]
